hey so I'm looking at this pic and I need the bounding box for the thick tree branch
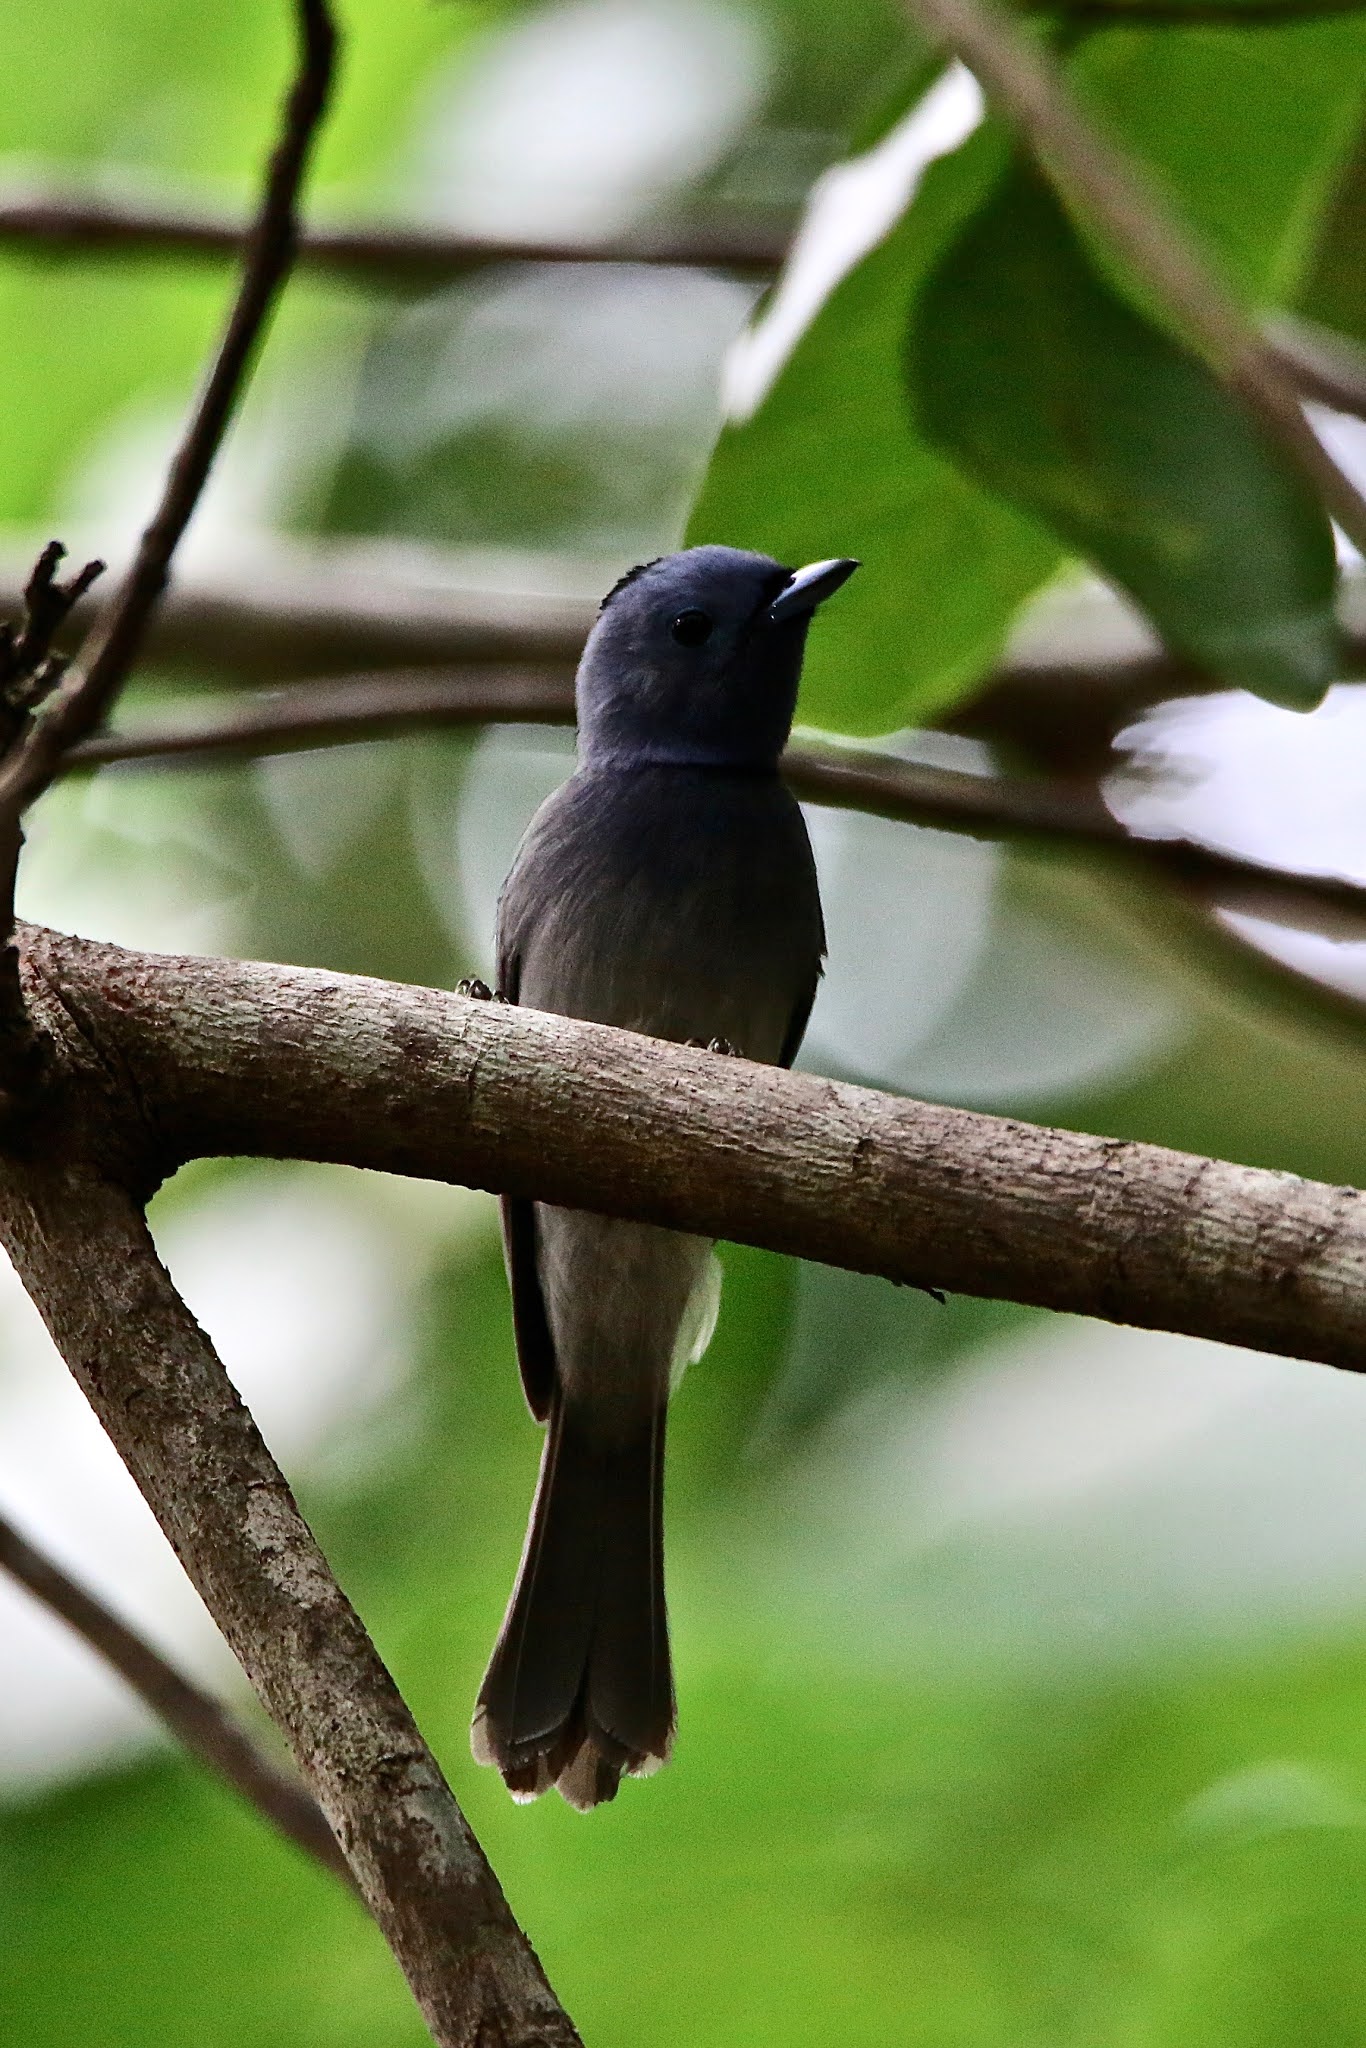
[0,1,337,855]
[64,669,1366,943]
[0,1508,355,1892]
[0,1144,578,2048]
[22,921,1366,1373]
[903,0,1366,557]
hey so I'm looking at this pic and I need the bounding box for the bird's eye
[669,609,713,648]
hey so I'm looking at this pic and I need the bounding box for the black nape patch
[600,558,663,612]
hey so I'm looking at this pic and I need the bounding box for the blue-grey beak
[767,556,860,625]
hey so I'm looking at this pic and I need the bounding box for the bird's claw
[457,978,512,1004]
[684,1034,738,1056]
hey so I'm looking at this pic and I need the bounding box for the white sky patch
[721,64,984,424]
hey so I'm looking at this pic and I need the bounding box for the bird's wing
[778,959,822,1070]
[496,896,558,1421]
[499,1194,557,1420]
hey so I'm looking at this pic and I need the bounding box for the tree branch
[0,1507,356,1893]
[903,0,1366,558]
[63,668,1366,943]
[0,0,337,861]
[0,1142,579,2047]
[22,920,1366,1373]
[0,181,785,283]
[5,529,1366,728]
[0,179,1357,423]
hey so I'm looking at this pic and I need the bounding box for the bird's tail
[471,1394,673,1812]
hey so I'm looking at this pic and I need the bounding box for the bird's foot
[685,1034,738,1056]
[457,977,511,1003]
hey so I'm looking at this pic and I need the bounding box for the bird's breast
[502,766,823,1063]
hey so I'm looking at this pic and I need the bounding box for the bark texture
[21,920,1366,1372]
[0,1145,579,2048]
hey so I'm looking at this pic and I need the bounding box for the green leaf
[1071,19,1366,308]
[690,27,1366,736]
[689,118,1063,735]
[907,166,1340,711]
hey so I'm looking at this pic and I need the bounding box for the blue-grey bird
[471,543,858,1810]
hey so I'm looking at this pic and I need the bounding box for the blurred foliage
[693,16,1366,731]
[6,2,1366,2046]
[909,164,1339,710]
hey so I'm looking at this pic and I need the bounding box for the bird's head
[576,544,858,771]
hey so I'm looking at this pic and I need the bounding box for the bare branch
[63,668,1366,943]
[73,667,577,763]
[0,180,785,284]
[23,920,1366,1374]
[0,1507,356,1893]
[0,538,594,682]
[0,1,338,864]
[903,0,1366,558]
[0,177,1359,439]
[6,529,1366,728]
[0,1146,579,2048]
[1268,317,1366,425]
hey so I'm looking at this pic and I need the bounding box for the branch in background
[7,528,1366,749]
[0,1508,355,1894]
[58,665,1366,943]
[0,539,594,682]
[0,182,1360,424]
[0,1144,579,2048]
[25,920,1366,1374]
[0,0,337,863]
[1267,316,1366,424]
[0,181,785,285]
[902,0,1366,558]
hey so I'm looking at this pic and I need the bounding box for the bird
[470,543,858,1811]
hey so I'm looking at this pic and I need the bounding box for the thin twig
[0,180,1361,427]
[0,1507,356,1892]
[0,183,785,283]
[0,0,337,880]
[1268,317,1366,425]
[71,668,577,763]
[902,0,1366,557]
[65,668,1366,943]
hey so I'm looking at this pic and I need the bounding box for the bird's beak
[767,557,860,626]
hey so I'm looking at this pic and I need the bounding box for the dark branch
[0,1507,356,1893]
[0,1,337,858]
[0,180,1360,430]
[23,920,1366,1375]
[0,182,785,285]
[65,669,1366,944]
[73,667,577,763]
[0,542,104,746]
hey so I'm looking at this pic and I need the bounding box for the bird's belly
[535,1208,714,1421]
